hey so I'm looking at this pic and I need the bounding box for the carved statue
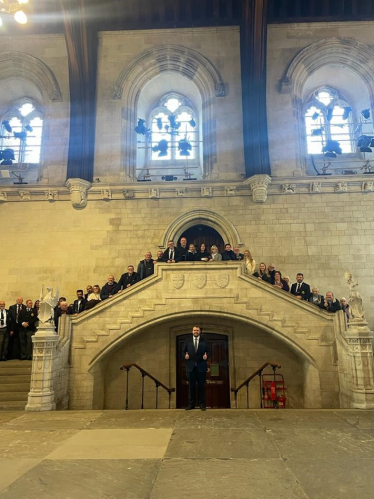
[345,271,365,322]
[38,285,60,324]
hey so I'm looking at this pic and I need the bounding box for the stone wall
[0,186,373,327]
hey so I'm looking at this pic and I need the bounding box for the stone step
[0,392,29,402]
[0,375,31,384]
[0,361,32,369]
[0,367,32,376]
[0,383,30,392]
[0,401,26,410]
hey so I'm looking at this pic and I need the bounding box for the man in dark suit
[0,300,12,361]
[183,326,211,411]
[222,243,237,261]
[8,296,26,359]
[117,265,140,291]
[72,289,87,314]
[319,291,342,313]
[291,273,311,301]
[178,237,188,261]
[162,240,180,263]
[18,299,38,360]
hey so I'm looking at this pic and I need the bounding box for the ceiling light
[14,10,27,24]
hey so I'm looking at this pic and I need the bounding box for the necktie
[170,250,173,260]
[27,308,30,312]
[194,338,198,353]
[17,305,20,320]
[297,284,300,293]
[0,310,4,326]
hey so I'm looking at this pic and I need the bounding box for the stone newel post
[25,322,59,411]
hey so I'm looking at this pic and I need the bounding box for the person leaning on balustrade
[340,297,352,320]
[209,245,222,261]
[196,243,210,262]
[309,287,324,306]
[273,271,290,292]
[243,250,255,274]
[84,285,102,310]
[319,291,342,313]
[233,247,244,260]
[282,276,291,292]
[137,252,155,280]
[54,301,73,332]
[185,244,198,261]
[253,262,272,283]
[100,275,119,300]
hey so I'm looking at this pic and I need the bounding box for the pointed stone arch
[159,209,243,249]
[88,308,319,371]
[280,37,374,104]
[113,45,225,180]
[0,52,63,102]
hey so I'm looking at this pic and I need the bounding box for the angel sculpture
[344,271,365,322]
[38,285,60,324]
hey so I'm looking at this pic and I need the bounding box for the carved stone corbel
[0,191,7,202]
[65,178,91,209]
[246,174,272,203]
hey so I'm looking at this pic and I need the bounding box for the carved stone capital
[282,183,296,194]
[201,187,212,197]
[19,190,31,201]
[65,178,91,209]
[362,181,374,192]
[45,190,58,201]
[215,83,226,97]
[0,191,7,202]
[246,174,272,203]
[310,181,322,193]
[279,76,292,94]
[101,188,112,201]
[335,181,348,193]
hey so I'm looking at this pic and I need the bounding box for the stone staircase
[0,360,31,410]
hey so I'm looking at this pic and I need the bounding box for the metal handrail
[231,362,281,409]
[120,363,175,410]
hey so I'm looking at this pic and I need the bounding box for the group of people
[0,238,351,362]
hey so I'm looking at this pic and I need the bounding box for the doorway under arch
[179,224,225,253]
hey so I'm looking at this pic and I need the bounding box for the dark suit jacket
[183,336,211,373]
[319,299,342,313]
[178,245,189,261]
[18,307,38,332]
[54,307,73,331]
[72,298,87,314]
[118,272,140,290]
[222,250,237,261]
[8,304,27,331]
[162,247,180,262]
[291,282,311,300]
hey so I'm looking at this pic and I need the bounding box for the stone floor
[0,409,373,498]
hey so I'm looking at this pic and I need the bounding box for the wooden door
[176,333,230,408]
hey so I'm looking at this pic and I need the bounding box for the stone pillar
[25,323,59,412]
[344,321,374,409]
[246,174,272,203]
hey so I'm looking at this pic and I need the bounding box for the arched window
[304,88,353,155]
[0,98,43,165]
[149,94,198,164]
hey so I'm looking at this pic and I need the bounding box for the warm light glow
[14,9,27,23]
[19,0,29,4]
[0,16,2,27]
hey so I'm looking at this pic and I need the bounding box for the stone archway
[160,208,243,249]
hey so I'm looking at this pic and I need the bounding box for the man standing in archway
[183,326,210,411]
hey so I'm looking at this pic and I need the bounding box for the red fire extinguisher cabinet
[261,374,287,409]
